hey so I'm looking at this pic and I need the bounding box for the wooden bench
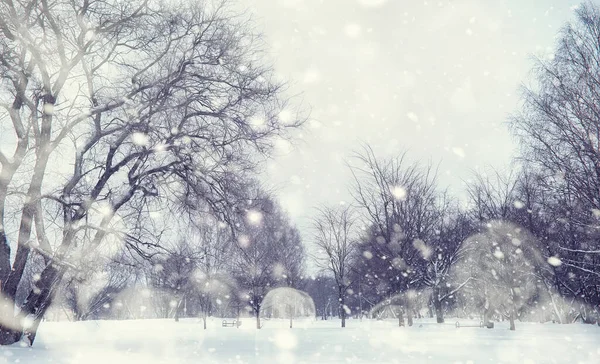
[222,319,242,328]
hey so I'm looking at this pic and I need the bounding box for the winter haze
[1,0,600,362]
[245,0,579,220]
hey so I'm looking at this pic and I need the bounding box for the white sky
[241,0,581,233]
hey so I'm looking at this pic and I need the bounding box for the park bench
[455,321,494,329]
[222,319,242,328]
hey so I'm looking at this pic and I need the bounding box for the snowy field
[1,317,598,364]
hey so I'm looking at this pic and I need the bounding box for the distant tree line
[310,2,600,330]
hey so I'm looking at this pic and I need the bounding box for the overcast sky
[241,0,581,232]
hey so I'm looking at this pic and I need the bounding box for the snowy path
[2,318,598,363]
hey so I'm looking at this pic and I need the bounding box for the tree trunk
[483,309,490,326]
[3,131,53,301]
[174,296,185,322]
[22,275,62,347]
[406,299,413,327]
[0,137,27,285]
[509,310,516,331]
[0,270,21,345]
[433,288,444,323]
[483,296,491,326]
[398,311,404,327]
[23,315,44,346]
[0,252,68,346]
[340,295,346,328]
[549,291,564,324]
[0,316,22,346]
[203,314,207,330]
[255,309,261,329]
[0,231,11,285]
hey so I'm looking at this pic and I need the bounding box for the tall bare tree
[312,204,357,328]
[149,239,200,322]
[232,190,305,329]
[190,219,234,329]
[348,145,446,325]
[423,206,474,323]
[510,1,600,313]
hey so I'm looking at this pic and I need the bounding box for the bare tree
[311,204,357,328]
[510,1,600,296]
[423,206,474,323]
[0,0,303,345]
[190,220,234,329]
[465,168,518,223]
[149,239,200,322]
[232,190,305,329]
[457,220,548,330]
[348,145,444,326]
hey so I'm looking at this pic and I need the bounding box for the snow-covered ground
[3,317,599,363]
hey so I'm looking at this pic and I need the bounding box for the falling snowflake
[131,132,149,146]
[275,138,292,154]
[547,256,562,267]
[43,103,55,115]
[452,147,466,159]
[390,185,407,201]
[303,69,321,84]
[344,23,362,38]
[21,317,34,329]
[97,202,114,217]
[154,143,167,152]
[238,234,251,248]
[250,116,265,127]
[278,109,293,124]
[406,112,419,122]
[413,239,432,260]
[493,249,504,259]
[247,209,263,225]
